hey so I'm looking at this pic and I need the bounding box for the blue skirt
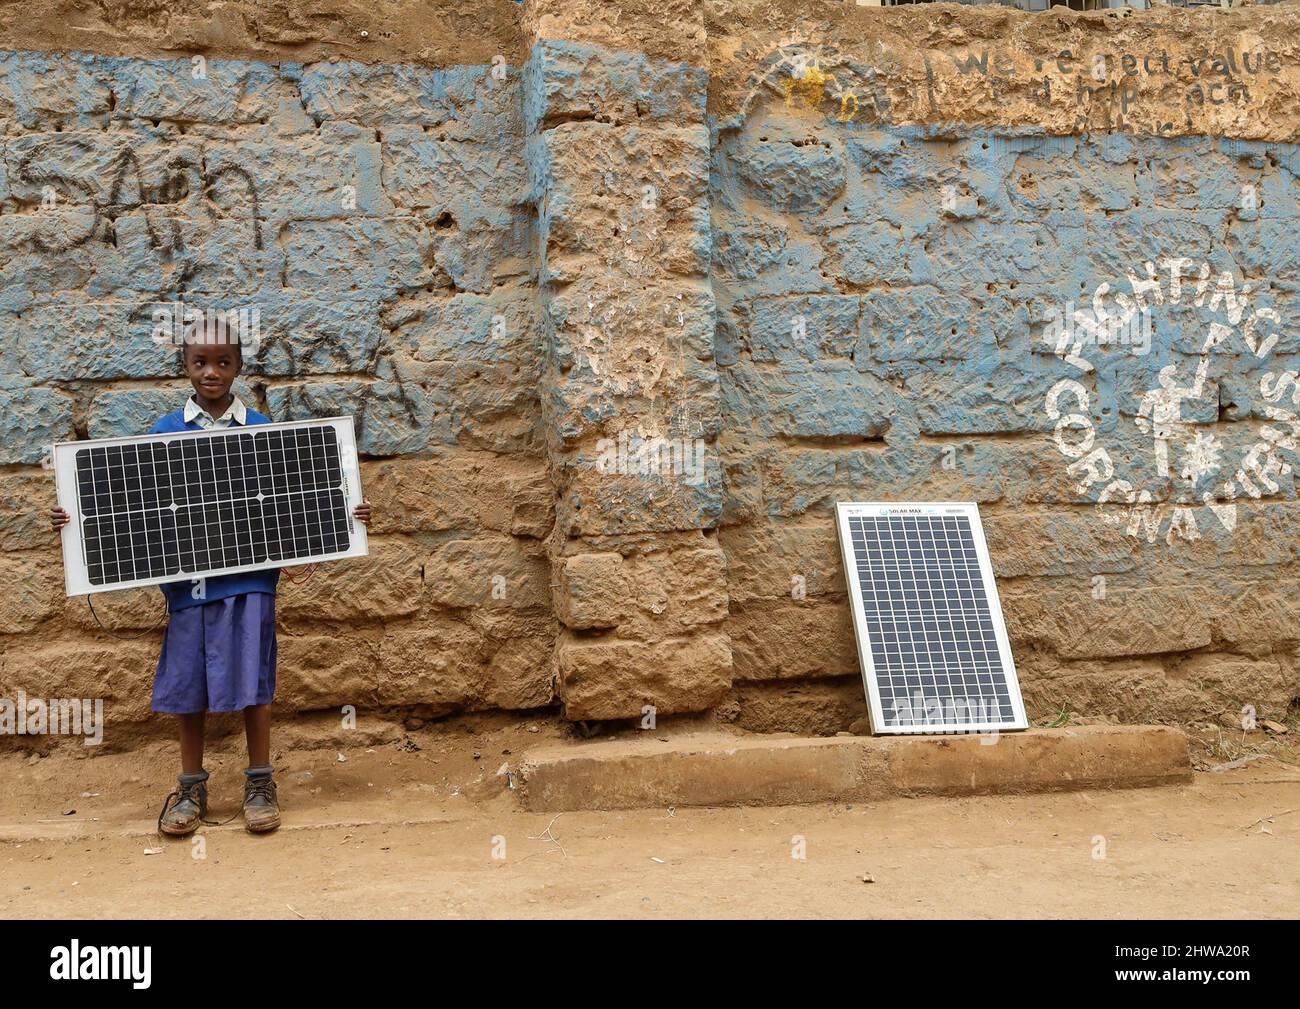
[153,593,277,714]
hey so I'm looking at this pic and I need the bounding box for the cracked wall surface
[2,1,1299,746]
[0,45,557,733]
[708,3,1300,734]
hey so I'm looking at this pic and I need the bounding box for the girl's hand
[353,498,373,526]
[50,506,70,532]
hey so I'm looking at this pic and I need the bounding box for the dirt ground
[1,716,1297,919]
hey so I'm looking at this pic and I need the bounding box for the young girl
[51,330,372,835]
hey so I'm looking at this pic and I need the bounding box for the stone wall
[2,1,1299,747]
[0,39,556,733]
[708,3,1300,733]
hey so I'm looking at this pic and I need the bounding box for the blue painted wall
[714,104,1300,721]
[0,49,538,461]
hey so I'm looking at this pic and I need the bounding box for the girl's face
[183,343,241,403]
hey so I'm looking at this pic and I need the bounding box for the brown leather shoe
[158,776,208,836]
[243,774,281,833]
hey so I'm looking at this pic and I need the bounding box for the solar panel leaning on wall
[53,417,368,596]
[834,502,1028,735]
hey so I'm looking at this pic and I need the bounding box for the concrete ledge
[516,725,1193,811]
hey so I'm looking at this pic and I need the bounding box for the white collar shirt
[183,395,248,430]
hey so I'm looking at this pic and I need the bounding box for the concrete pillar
[521,1,732,721]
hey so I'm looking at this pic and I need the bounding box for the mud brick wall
[0,40,556,733]
[525,26,732,720]
[708,3,1300,734]
[2,1,1300,747]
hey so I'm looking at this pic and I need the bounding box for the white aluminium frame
[54,416,368,597]
[834,501,1028,736]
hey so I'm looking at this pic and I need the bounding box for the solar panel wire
[86,594,167,640]
[281,563,318,585]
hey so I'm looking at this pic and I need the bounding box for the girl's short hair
[177,314,245,371]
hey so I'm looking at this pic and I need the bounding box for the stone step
[517,725,1192,811]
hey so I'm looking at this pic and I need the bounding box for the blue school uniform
[150,396,281,715]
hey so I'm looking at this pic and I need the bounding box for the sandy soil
[1,716,1297,919]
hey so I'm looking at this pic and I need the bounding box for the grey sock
[244,764,273,779]
[179,769,209,786]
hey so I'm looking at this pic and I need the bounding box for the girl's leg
[244,703,272,767]
[161,713,209,836]
[242,703,280,832]
[178,712,205,773]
